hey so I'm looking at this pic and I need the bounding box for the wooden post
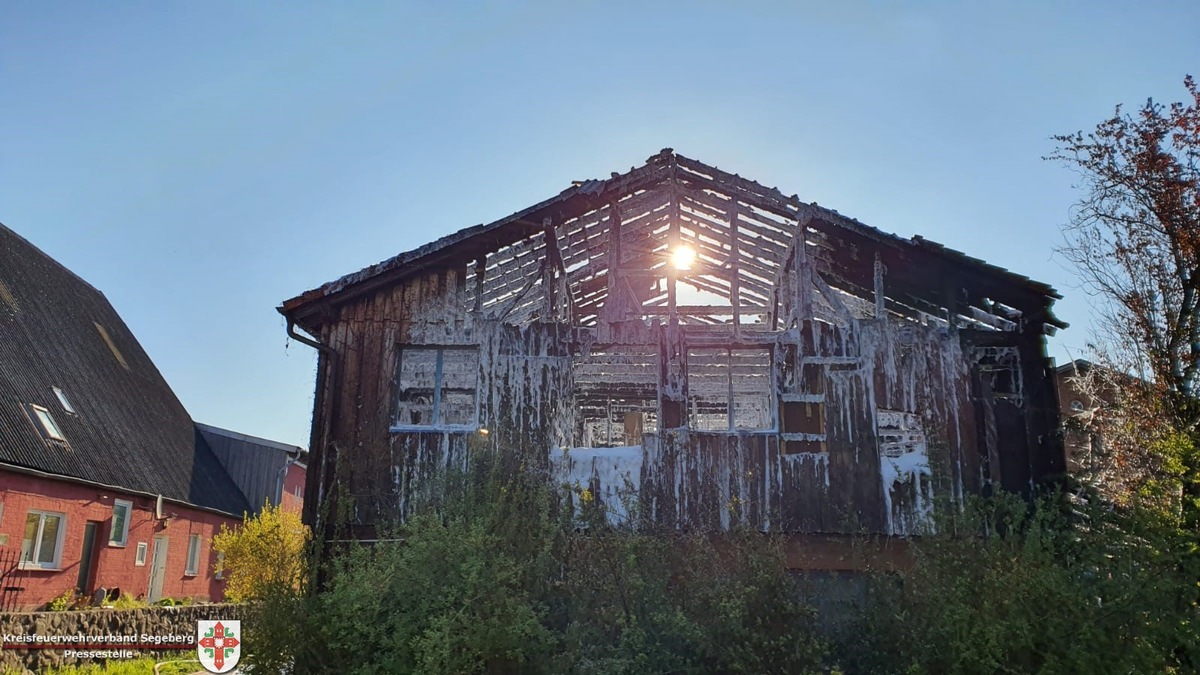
[795,219,813,322]
[605,201,623,322]
[473,256,486,313]
[874,252,886,320]
[541,217,557,323]
[668,169,680,324]
[729,201,742,339]
[944,278,959,332]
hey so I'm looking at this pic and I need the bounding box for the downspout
[275,453,299,506]
[287,317,335,357]
[285,317,338,583]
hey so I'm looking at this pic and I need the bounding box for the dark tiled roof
[197,422,305,514]
[0,224,250,516]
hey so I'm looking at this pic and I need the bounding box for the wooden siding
[288,152,1065,551]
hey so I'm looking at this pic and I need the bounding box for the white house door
[148,535,168,602]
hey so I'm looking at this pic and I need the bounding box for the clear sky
[3,2,1197,447]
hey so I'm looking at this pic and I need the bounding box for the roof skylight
[30,404,66,442]
[53,387,75,414]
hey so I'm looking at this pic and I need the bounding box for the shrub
[253,449,829,674]
[837,492,1200,674]
[46,588,76,612]
[108,593,147,610]
[212,501,310,603]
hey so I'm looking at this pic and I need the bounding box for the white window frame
[109,499,132,546]
[20,510,67,570]
[185,534,202,576]
[53,386,76,414]
[214,551,226,580]
[135,542,148,566]
[390,345,480,432]
[29,404,66,442]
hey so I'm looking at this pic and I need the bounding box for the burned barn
[280,149,1065,554]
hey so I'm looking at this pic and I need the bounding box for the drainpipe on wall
[285,316,339,584]
[275,453,299,507]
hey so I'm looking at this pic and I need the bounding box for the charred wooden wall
[301,267,576,541]
[298,255,1061,547]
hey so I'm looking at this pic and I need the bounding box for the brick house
[0,224,303,610]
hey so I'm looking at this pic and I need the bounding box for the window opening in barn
[876,410,927,458]
[975,346,1023,403]
[687,347,773,431]
[29,404,66,442]
[53,386,76,414]
[781,356,827,453]
[574,346,658,447]
[393,345,480,429]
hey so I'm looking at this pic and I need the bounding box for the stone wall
[0,604,240,672]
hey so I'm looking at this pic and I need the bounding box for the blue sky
[3,2,1197,447]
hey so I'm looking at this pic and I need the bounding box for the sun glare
[671,246,696,271]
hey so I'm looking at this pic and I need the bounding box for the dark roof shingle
[0,224,250,516]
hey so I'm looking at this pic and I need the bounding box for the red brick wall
[280,463,305,513]
[0,471,240,610]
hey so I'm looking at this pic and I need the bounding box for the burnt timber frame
[280,149,1066,558]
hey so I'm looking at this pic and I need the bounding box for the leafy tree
[1049,76,1200,520]
[212,502,311,603]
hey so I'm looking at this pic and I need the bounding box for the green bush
[242,447,1199,673]
[46,588,76,611]
[247,449,829,674]
[837,492,1200,674]
[108,593,147,610]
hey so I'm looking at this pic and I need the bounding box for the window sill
[108,542,127,548]
[18,563,61,572]
[690,429,779,435]
[389,424,479,434]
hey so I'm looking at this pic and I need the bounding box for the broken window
[974,346,1023,403]
[687,347,773,432]
[574,346,658,447]
[876,410,926,458]
[780,354,827,453]
[393,345,479,429]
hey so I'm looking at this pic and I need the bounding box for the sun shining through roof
[671,245,696,271]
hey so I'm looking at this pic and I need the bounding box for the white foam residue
[551,445,643,524]
[879,446,934,535]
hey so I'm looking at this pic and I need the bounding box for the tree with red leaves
[1050,76,1200,524]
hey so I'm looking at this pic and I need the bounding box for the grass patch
[12,658,198,675]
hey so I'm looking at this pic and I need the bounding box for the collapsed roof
[280,149,1063,335]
